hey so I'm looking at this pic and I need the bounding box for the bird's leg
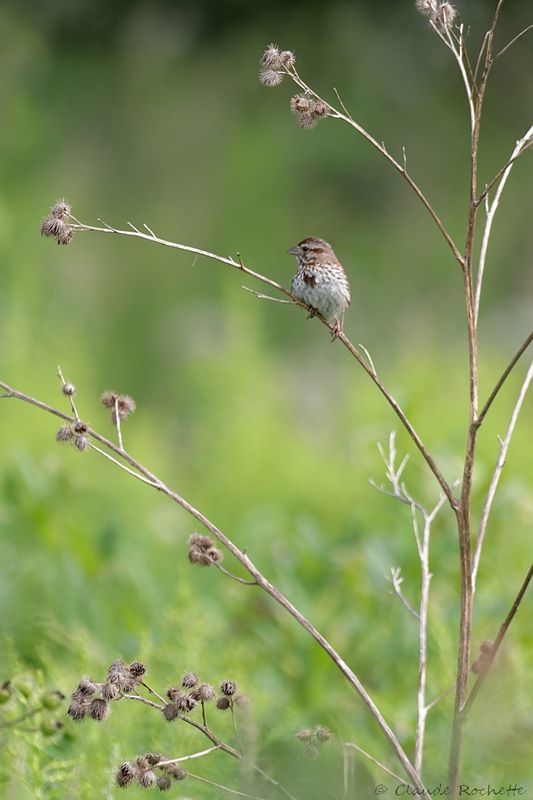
[330,320,342,340]
[306,306,318,319]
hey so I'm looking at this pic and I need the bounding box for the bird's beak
[287,246,300,256]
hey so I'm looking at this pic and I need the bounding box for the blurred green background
[0,0,532,797]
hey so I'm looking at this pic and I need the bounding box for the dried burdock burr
[41,199,74,245]
[157,775,171,791]
[56,425,73,443]
[74,435,89,452]
[188,533,223,566]
[89,697,110,721]
[216,696,231,711]
[259,69,283,87]
[163,703,180,722]
[138,770,157,788]
[181,672,198,689]
[67,700,87,721]
[116,761,136,788]
[261,43,282,69]
[220,679,237,697]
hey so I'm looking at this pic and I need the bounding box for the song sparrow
[288,237,351,337]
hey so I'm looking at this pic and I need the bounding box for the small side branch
[463,564,533,715]
[471,359,533,591]
[476,330,533,428]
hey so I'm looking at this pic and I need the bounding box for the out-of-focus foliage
[0,0,532,796]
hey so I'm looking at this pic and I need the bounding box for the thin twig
[387,568,420,621]
[215,563,258,586]
[495,24,533,60]
[344,741,405,785]
[156,746,219,766]
[57,365,80,420]
[476,330,533,428]
[463,564,533,715]
[471,360,533,591]
[474,124,533,325]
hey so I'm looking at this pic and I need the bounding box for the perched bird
[288,236,351,337]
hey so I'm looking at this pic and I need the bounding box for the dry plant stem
[474,124,533,325]
[373,435,445,777]
[114,398,124,450]
[463,563,533,715]
[471,359,533,591]
[66,219,455,508]
[448,5,505,792]
[344,741,405,785]
[0,382,426,796]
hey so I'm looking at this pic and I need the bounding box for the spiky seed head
[297,112,318,130]
[56,426,73,443]
[290,95,312,114]
[144,753,161,766]
[67,700,87,721]
[220,680,237,697]
[436,1,457,30]
[166,687,182,702]
[313,100,329,117]
[171,766,187,781]
[136,756,150,771]
[415,0,438,17]
[261,44,281,68]
[259,69,283,87]
[62,382,76,396]
[116,762,137,787]
[128,661,146,678]
[75,435,89,452]
[163,703,180,721]
[296,728,312,741]
[182,672,198,688]
[157,775,171,791]
[314,725,332,743]
[138,770,157,788]
[101,390,118,408]
[279,50,295,68]
[190,683,215,702]
[216,696,231,711]
[51,200,72,220]
[89,698,110,721]
[113,395,137,423]
[76,677,96,696]
[101,682,119,701]
[108,659,126,681]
